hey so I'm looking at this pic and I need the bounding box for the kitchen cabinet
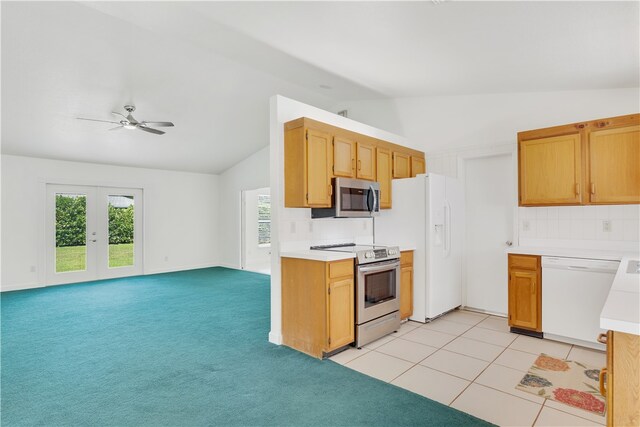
[400,251,414,320]
[393,151,410,178]
[518,133,583,206]
[284,117,426,208]
[376,147,392,209]
[284,126,332,208]
[508,254,542,333]
[517,113,640,206]
[281,257,354,358]
[356,141,376,181]
[587,124,640,204]
[410,156,426,177]
[601,330,640,427]
[333,135,356,178]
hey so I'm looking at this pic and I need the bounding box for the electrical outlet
[522,220,531,231]
[290,221,296,234]
[602,220,612,232]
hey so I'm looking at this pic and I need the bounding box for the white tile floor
[330,309,607,427]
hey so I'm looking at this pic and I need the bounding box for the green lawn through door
[56,243,134,272]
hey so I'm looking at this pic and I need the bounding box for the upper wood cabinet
[285,126,332,208]
[356,141,376,181]
[507,254,541,332]
[333,135,356,178]
[519,133,583,206]
[376,148,392,209]
[410,156,426,177]
[393,151,410,178]
[587,125,640,204]
[284,118,425,208]
[518,113,640,206]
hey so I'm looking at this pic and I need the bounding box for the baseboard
[268,331,282,345]
[145,263,220,275]
[1,282,45,292]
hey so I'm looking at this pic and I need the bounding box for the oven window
[364,270,396,307]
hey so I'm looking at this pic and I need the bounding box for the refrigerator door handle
[444,201,451,258]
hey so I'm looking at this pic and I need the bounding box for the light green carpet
[1,267,491,426]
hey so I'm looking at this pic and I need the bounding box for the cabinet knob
[597,333,607,344]
[575,123,588,129]
[595,121,610,128]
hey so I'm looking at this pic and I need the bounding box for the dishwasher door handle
[567,266,589,270]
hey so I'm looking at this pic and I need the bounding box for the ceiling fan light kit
[77,105,175,135]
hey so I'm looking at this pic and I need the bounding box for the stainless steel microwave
[311,177,380,218]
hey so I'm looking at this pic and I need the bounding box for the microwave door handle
[368,184,378,214]
[366,186,372,212]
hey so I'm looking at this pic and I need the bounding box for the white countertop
[507,246,635,261]
[600,257,640,335]
[280,250,356,262]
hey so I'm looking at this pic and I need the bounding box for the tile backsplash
[519,205,640,250]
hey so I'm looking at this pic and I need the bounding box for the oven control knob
[388,249,397,255]
[365,251,374,258]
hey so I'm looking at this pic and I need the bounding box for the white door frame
[455,144,518,312]
[43,182,144,286]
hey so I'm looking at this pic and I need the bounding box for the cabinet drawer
[329,260,354,279]
[400,251,413,267]
[509,254,539,271]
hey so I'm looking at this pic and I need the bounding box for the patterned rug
[516,353,606,415]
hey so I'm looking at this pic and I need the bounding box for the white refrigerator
[376,173,464,322]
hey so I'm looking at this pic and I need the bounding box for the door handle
[599,368,607,397]
[597,333,607,344]
[505,241,513,247]
[90,239,97,242]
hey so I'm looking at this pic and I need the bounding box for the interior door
[464,154,513,315]
[46,185,143,285]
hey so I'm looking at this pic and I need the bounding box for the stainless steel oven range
[310,243,401,348]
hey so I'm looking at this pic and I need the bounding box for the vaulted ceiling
[2,1,637,173]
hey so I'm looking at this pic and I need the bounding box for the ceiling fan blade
[141,121,174,127]
[111,111,127,119]
[108,126,123,131]
[137,125,165,135]
[77,117,121,125]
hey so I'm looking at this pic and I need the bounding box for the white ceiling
[2,1,638,173]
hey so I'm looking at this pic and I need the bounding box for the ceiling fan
[77,105,174,135]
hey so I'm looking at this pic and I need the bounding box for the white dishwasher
[542,256,620,350]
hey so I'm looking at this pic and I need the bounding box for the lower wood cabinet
[602,330,640,427]
[400,251,414,320]
[281,257,354,358]
[507,254,542,332]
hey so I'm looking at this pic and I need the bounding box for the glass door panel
[108,195,135,268]
[55,193,87,273]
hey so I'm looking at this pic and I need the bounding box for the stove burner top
[310,243,400,264]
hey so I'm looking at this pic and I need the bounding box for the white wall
[217,146,270,269]
[268,95,412,344]
[1,154,220,290]
[333,87,640,251]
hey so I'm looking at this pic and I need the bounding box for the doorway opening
[241,187,271,274]
[45,184,143,285]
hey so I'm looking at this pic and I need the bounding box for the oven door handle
[358,259,400,273]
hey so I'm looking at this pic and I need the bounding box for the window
[257,194,271,246]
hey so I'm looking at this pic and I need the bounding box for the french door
[45,185,143,285]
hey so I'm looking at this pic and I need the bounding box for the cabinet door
[519,134,582,205]
[376,148,392,209]
[588,125,640,204]
[356,142,376,181]
[306,129,332,207]
[411,156,426,177]
[400,266,413,320]
[333,136,356,178]
[327,278,354,351]
[508,269,540,331]
[393,152,410,178]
